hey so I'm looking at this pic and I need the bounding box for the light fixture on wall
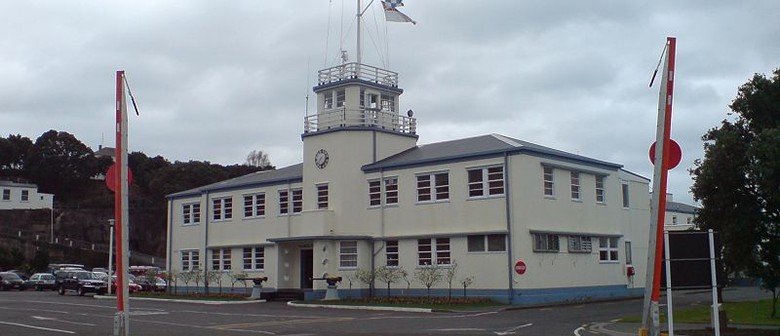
[322,258,328,265]
[322,245,327,252]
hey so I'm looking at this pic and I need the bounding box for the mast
[356,0,362,65]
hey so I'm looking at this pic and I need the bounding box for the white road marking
[0,321,75,334]
[432,328,486,332]
[495,323,533,335]
[573,326,585,336]
[31,316,96,326]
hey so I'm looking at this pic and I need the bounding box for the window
[386,240,399,267]
[339,241,358,268]
[336,89,346,108]
[417,172,449,202]
[243,193,265,218]
[211,248,232,271]
[625,241,633,265]
[568,236,592,253]
[380,94,395,112]
[181,250,200,271]
[1,189,9,201]
[468,166,504,197]
[324,90,334,109]
[672,216,678,224]
[279,190,289,214]
[570,172,581,200]
[317,184,328,209]
[182,203,201,225]
[622,183,630,208]
[543,167,554,196]
[292,188,303,213]
[686,217,692,224]
[417,238,450,266]
[212,197,232,221]
[368,180,381,206]
[599,237,619,262]
[467,234,507,252]
[595,176,605,203]
[384,177,398,205]
[21,190,29,202]
[533,234,560,252]
[279,188,302,215]
[243,247,265,270]
[369,177,399,207]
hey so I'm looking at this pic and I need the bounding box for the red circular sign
[649,139,682,169]
[514,260,527,275]
[105,163,133,192]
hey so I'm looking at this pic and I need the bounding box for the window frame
[467,166,505,198]
[595,176,605,203]
[570,171,581,200]
[467,234,507,252]
[385,240,399,267]
[181,249,200,271]
[20,190,29,202]
[242,247,265,271]
[243,193,266,218]
[622,183,630,208]
[182,202,201,225]
[599,237,620,263]
[417,238,451,266]
[416,172,449,203]
[368,180,381,207]
[211,197,233,221]
[339,241,358,269]
[317,184,329,209]
[543,167,554,197]
[533,233,560,253]
[211,248,232,271]
[1,189,9,201]
[568,235,593,253]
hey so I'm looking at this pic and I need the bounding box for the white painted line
[31,316,96,326]
[495,323,533,335]
[287,301,432,313]
[573,326,585,336]
[0,321,75,334]
[432,328,486,332]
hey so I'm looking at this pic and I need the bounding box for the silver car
[25,273,57,291]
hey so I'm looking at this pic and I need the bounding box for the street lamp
[50,195,55,244]
[108,219,115,295]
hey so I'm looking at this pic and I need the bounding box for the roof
[362,133,622,173]
[666,201,697,215]
[167,163,303,199]
[0,180,37,188]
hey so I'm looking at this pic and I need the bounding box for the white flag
[382,0,416,24]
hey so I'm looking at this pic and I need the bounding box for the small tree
[179,270,195,293]
[206,269,222,294]
[163,271,178,294]
[193,269,204,293]
[460,276,474,298]
[355,268,376,297]
[414,263,443,297]
[376,266,405,297]
[445,260,459,299]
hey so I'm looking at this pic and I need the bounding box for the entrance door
[300,249,313,289]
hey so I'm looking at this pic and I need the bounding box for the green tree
[0,134,33,175]
[375,266,405,297]
[245,150,272,168]
[414,263,443,297]
[24,130,100,200]
[690,68,780,317]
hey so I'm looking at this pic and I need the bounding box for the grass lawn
[619,299,780,326]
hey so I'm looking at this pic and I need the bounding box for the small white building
[0,180,54,210]
[663,194,697,231]
[166,62,651,304]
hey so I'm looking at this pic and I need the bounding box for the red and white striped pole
[114,70,131,336]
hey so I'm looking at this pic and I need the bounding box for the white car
[25,273,57,291]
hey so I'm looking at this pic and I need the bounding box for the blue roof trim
[301,126,418,140]
[268,235,373,242]
[313,78,403,95]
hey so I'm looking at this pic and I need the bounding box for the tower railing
[317,63,398,87]
[304,108,416,134]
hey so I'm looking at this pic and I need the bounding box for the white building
[166,62,651,304]
[0,180,54,210]
[663,194,697,231]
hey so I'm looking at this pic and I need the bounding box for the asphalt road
[0,287,769,336]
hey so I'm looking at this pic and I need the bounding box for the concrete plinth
[249,285,263,300]
[322,285,340,300]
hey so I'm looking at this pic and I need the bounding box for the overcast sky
[1,1,777,206]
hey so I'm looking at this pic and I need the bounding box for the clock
[314,149,329,169]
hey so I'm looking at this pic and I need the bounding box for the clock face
[314,149,329,169]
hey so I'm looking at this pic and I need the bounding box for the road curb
[287,301,433,313]
[93,295,266,305]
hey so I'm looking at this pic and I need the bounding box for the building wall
[0,182,53,210]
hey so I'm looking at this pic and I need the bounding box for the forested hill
[0,130,274,257]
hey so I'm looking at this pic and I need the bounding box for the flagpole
[356,0,362,65]
[114,70,131,336]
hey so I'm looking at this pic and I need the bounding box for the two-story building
[166,62,651,304]
[0,180,53,210]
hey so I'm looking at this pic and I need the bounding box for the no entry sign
[514,259,527,275]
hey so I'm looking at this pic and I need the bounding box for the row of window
[532,233,626,263]
[369,166,505,207]
[543,167,632,208]
[180,247,266,271]
[1,189,29,202]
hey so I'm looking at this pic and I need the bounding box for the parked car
[108,275,142,294]
[24,273,57,291]
[0,272,25,291]
[56,270,107,296]
[133,276,167,292]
